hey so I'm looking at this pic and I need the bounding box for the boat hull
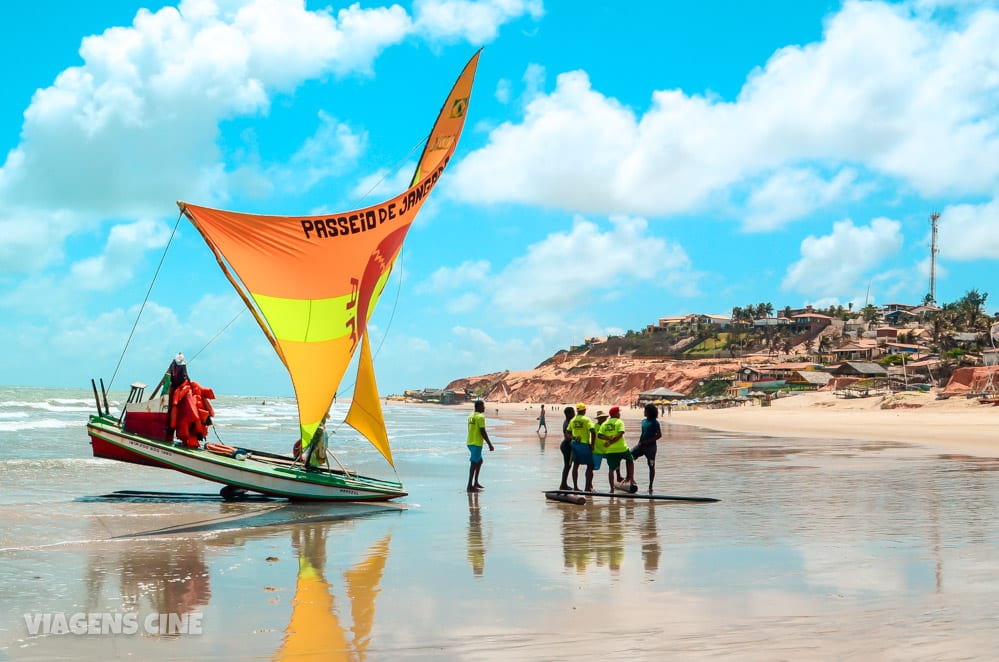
[87,415,406,502]
[91,434,169,468]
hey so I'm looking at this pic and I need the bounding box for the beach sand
[5,393,999,660]
[500,389,999,456]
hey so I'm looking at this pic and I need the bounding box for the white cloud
[413,0,544,43]
[271,111,367,194]
[0,208,74,273]
[936,198,999,260]
[453,71,640,213]
[0,0,541,278]
[743,168,863,231]
[452,2,999,243]
[452,324,498,347]
[782,217,905,299]
[417,259,491,293]
[494,78,512,104]
[488,216,693,322]
[69,219,172,291]
[445,292,483,314]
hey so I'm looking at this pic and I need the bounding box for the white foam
[0,418,82,432]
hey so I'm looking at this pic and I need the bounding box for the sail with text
[178,51,480,466]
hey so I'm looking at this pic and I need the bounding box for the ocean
[2,386,999,660]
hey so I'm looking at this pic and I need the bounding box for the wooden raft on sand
[543,490,719,504]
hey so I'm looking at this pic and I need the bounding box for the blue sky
[2,0,998,397]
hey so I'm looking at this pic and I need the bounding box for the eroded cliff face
[445,354,741,405]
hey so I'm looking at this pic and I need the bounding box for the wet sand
[4,396,999,660]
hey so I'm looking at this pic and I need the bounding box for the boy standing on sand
[630,404,662,493]
[558,406,575,490]
[466,400,494,492]
[537,404,547,433]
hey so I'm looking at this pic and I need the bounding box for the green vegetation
[560,289,995,361]
[688,379,732,399]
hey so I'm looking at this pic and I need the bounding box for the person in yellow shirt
[466,400,494,492]
[568,403,595,492]
[591,409,609,477]
[594,406,636,492]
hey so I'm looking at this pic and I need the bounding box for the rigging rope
[189,310,246,364]
[107,210,184,393]
[329,134,424,422]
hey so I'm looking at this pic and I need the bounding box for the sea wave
[0,418,84,432]
[0,457,113,468]
[0,399,94,413]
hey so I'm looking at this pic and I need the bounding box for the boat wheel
[220,485,248,501]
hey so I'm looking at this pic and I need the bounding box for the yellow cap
[575,402,586,411]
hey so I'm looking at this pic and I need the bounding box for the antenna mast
[928,212,940,304]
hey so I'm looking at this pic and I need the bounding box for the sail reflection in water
[277,526,391,660]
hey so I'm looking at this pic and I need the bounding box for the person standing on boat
[630,403,662,493]
[537,404,547,433]
[466,400,493,492]
[595,406,636,492]
[557,406,575,490]
[165,352,188,441]
[568,403,595,492]
[303,413,330,471]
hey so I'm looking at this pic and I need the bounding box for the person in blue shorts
[568,403,595,491]
[630,403,662,493]
[591,409,609,474]
[466,400,494,492]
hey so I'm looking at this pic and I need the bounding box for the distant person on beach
[537,404,547,433]
[558,406,575,490]
[666,401,672,417]
[466,400,494,492]
[568,403,595,491]
[595,406,636,492]
[630,403,663,493]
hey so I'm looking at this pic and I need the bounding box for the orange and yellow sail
[178,52,480,466]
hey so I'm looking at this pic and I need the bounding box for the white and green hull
[87,414,406,502]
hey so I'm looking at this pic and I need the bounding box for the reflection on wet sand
[556,499,666,575]
[276,525,391,661]
[639,501,661,574]
[466,491,485,576]
[84,538,211,623]
[560,501,637,573]
[72,503,398,658]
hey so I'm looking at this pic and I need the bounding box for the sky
[2,0,998,397]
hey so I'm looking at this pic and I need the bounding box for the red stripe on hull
[90,436,168,468]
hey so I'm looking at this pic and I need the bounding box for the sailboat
[87,52,481,501]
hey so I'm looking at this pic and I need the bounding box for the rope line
[107,211,183,392]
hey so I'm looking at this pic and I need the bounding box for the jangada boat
[87,52,481,502]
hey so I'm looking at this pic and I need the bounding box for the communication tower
[928,212,940,304]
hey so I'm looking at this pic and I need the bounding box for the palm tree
[818,334,832,361]
[956,289,989,332]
